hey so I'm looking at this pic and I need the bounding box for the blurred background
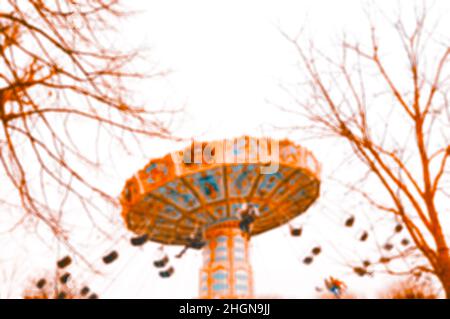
[1,0,449,299]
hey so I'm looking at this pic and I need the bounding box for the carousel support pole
[199,220,253,299]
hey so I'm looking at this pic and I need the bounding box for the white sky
[1,0,449,299]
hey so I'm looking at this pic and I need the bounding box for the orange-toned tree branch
[0,0,174,258]
[281,5,450,297]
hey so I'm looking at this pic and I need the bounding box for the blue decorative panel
[145,162,168,184]
[153,180,200,210]
[227,165,259,198]
[213,283,229,291]
[217,236,228,243]
[235,284,248,291]
[256,169,285,197]
[212,271,228,281]
[215,255,228,262]
[185,168,225,202]
[158,205,181,220]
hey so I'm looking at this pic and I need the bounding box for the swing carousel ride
[17,136,416,299]
[119,136,321,298]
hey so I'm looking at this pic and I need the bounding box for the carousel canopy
[120,136,321,245]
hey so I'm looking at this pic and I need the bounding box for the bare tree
[0,1,173,247]
[281,5,450,297]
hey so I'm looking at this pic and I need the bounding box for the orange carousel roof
[120,136,321,245]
